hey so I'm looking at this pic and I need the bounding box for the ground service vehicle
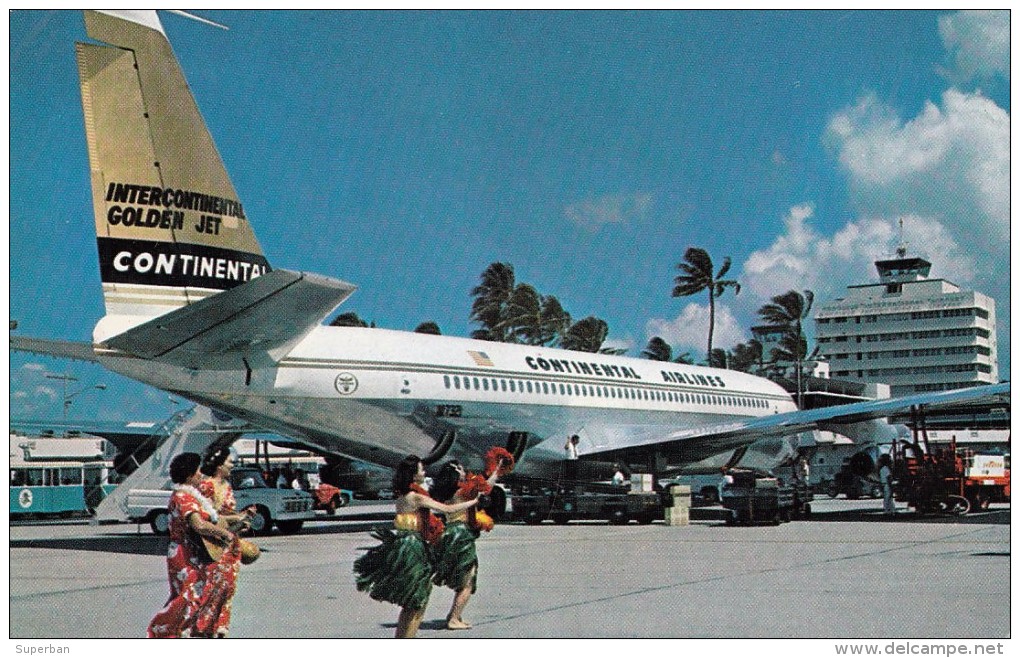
[310,482,353,514]
[128,467,315,535]
[512,479,663,525]
[893,439,1010,515]
[721,470,811,525]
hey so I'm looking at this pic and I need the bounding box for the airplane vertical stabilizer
[76,11,269,342]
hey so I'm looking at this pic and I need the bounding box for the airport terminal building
[814,249,998,397]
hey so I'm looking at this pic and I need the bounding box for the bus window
[60,468,83,486]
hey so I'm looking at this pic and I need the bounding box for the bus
[10,433,117,518]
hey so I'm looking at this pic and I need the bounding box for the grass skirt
[432,522,479,594]
[354,528,433,610]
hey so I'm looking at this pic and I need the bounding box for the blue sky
[9,10,1011,424]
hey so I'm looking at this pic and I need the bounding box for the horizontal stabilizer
[10,336,98,362]
[104,269,356,369]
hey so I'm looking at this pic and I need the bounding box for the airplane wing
[10,336,98,362]
[587,382,1010,466]
[103,269,356,369]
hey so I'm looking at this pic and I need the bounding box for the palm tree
[560,316,609,353]
[708,348,729,369]
[672,247,740,362]
[330,311,370,328]
[538,296,572,347]
[673,352,695,365]
[758,289,814,407]
[470,262,516,342]
[413,321,441,335]
[729,339,763,373]
[641,337,673,361]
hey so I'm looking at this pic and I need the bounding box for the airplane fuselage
[97,324,798,477]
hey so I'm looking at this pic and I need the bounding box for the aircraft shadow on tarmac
[793,506,1011,525]
[693,505,1010,526]
[9,534,168,556]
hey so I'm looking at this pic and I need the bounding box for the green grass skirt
[354,528,433,610]
[433,522,479,593]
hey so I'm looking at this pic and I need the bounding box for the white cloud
[564,193,652,231]
[646,302,747,356]
[33,385,58,401]
[824,89,1008,271]
[21,362,46,372]
[742,205,975,304]
[938,10,1010,83]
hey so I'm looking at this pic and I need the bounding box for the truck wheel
[967,491,989,511]
[249,506,272,536]
[277,520,304,534]
[486,486,507,522]
[827,484,839,498]
[522,509,543,525]
[338,492,352,508]
[149,510,170,535]
[551,513,571,525]
[636,512,655,525]
[608,508,629,525]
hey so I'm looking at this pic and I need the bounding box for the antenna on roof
[168,10,229,30]
[895,218,908,258]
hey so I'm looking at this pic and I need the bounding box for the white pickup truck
[127,467,315,535]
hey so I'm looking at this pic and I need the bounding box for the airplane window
[526,381,533,393]
[483,379,489,391]
[463,377,471,390]
[453,376,461,389]
[602,387,608,397]
[491,379,498,390]
[501,380,507,392]
[542,382,549,394]
[473,377,481,389]
[443,375,450,389]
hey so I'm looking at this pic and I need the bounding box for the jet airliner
[11,11,1008,488]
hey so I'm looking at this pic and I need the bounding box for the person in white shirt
[878,454,896,516]
[564,435,579,460]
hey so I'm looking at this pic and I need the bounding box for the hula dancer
[354,455,478,638]
[430,448,514,630]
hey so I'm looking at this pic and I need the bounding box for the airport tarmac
[8,498,1010,639]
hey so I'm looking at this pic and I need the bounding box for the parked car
[127,467,316,535]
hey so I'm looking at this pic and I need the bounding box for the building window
[886,283,902,294]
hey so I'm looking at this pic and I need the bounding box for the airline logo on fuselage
[524,355,727,388]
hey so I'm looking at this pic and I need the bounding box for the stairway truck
[126,467,315,535]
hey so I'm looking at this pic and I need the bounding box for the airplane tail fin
[76,11,269,342]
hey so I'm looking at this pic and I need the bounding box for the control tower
[813,224,998,396]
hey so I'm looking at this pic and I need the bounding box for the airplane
[11,10,1009,499]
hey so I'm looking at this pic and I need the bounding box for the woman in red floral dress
[196,447,256,636]
[148,452,242,638]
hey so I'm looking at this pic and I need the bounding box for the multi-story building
[814,248,998,397]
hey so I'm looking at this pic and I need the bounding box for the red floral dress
[147,487,241,638]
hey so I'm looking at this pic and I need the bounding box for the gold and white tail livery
[77,11,269,342]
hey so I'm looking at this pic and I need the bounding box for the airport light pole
[47,374,106,420]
